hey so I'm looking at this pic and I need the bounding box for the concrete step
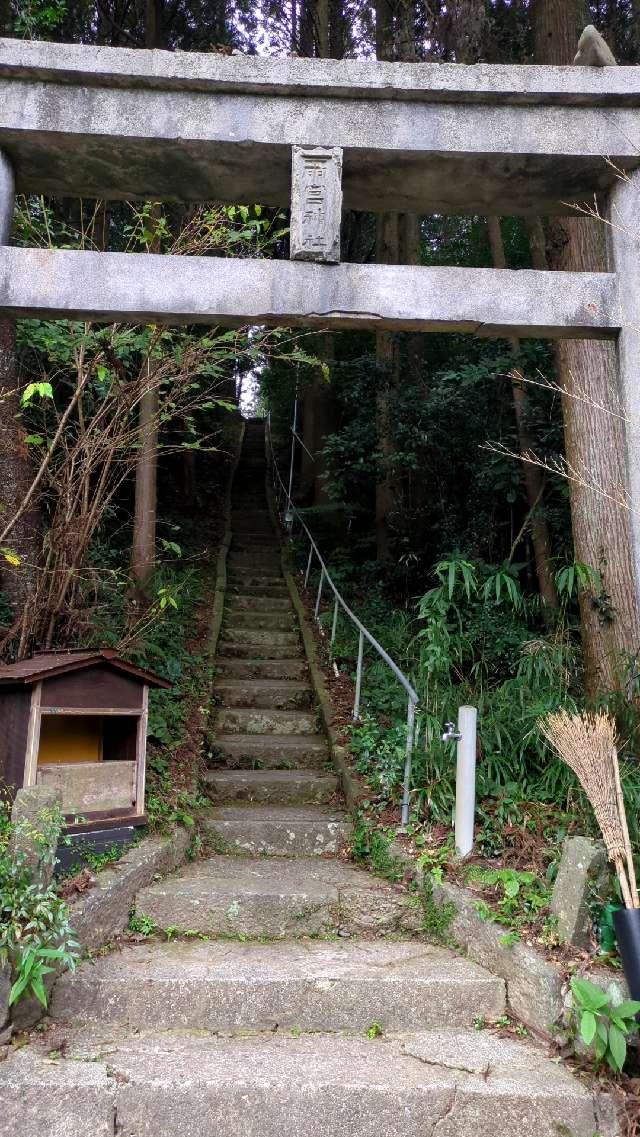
[226,596,293,613]
[228,559,281,576]
[231,521,273,533]
[205,769,337,804]
[231,540,280,553]
[134,855,421,937]
[227,582,290,598]
[223,611,296,631]
[227,573,287,590]
[222,627,300,648]
[213,678,312,709]
[233,525,278,538]
[212,732,329,768]
[215,658,308,681]
[52,940,505,1032]
[217,641,304,659]
[201,805,351,855]
[229,550,281,566]
[3,1028,605,1137]
[215,707,319,735]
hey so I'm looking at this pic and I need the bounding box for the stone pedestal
[9,784,63,888]
[550,835,608,948]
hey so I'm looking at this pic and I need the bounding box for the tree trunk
[130,0,164,594]
[300,379,316,499]
[533,0,640,693]
[131,364,159,593]
[446,0,487,61]
[0,322,41,613]
[0,2,41,619]
[374,0,420,562]
[295,0,339,507]
[632,2,640,61]
[311,336,336,505]
[486,217,559,618]
[375,210,399,562]
[0,0,10,35]
[532,0,585,63]
[375,0,394,60]
[144,0,162,47]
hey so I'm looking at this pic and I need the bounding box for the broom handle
[613,749,639,908]
[614,854,634,910]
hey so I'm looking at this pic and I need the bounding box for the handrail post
[304,543,313,588]
[353,629,364,720]
[399,696,417,831]
[315,567,324,620]
[331,597,339,645]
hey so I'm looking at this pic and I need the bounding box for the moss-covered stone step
[222,627,300,648]
[227,559,281,576]
[212,732,328,768]
[216,641,305,660]
[213,678,312,710]
[201,805,350,856]
[1,1027,606,1137]
[225,596,293,613]
[231,538,280,552]
[215,706,319,735]
[214,657,308,681]
[52,939,504,1032]
[229,528,277,541]
[223,582,286,600]
[204,768,337,804]
[222,611,297,631]
[134,855,421,938]
[226,573,288,590]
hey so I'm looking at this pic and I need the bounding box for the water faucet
[442,720,462,743]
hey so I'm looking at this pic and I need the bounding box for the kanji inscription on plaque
[290,146,343,264]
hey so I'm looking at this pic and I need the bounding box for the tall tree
[533,0,640,693]
[297,0,340,506]
[448,3,558,611]
[131,0,165,595]
[0,1,41,616]
[374,0,420,562]
[486,217,559,617]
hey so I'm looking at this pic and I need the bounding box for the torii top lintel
[0,37,639,216]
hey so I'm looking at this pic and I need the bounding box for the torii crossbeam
[0,39,638,589]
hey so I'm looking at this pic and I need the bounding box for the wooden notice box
[0,649,171,831]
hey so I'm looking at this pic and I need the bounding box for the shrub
[0,802,79,1008]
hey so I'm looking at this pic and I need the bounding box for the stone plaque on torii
[0,36,638,588]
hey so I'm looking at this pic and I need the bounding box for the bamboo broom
[540,710,639,909]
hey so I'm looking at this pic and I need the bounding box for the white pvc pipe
[455,705,478,858]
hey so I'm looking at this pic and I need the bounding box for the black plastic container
[614,908,640,1000]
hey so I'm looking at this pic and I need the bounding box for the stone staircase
[203,418,353,862]
[0,420,616,1136]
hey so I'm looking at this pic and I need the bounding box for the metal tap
[441,721,462,743]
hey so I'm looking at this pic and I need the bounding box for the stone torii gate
[0,39,639,584]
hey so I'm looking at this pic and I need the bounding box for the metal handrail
[266,413,419,830]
